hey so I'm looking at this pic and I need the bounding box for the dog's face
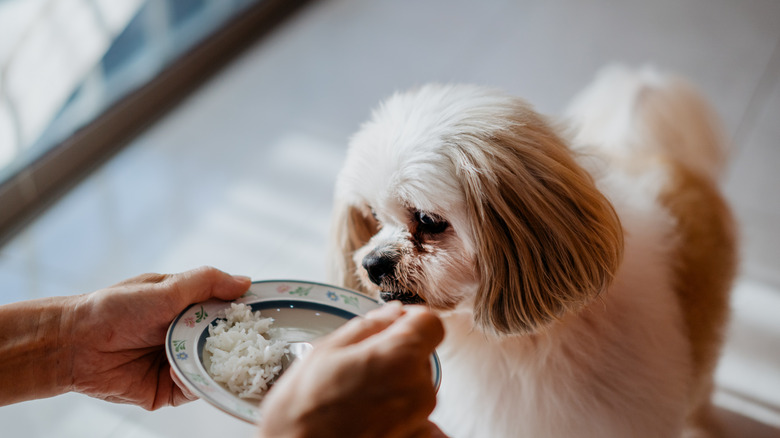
[346,148,479,311]
[331,84,624,336]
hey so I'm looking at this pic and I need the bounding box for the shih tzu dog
[328,66,737,437]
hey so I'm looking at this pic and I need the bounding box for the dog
[328,66,737,437]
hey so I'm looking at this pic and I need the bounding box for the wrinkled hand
[62,266,250,409]
[258,302,447,438]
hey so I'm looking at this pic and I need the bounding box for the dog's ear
[449,105,624,336]
[328,201,378,292]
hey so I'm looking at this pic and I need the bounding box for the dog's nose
[362,252,397,286]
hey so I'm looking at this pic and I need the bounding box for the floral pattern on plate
[166,280,442,424]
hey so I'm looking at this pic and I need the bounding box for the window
[0,0,306,242]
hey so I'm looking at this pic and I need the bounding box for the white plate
[166,280,442,423]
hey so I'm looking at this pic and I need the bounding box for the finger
[320,301,404,348]
[404,425,432,438]
[149,364,198,410]
[365,301,404,320]
[366,305,444,352]
[428,421,450,438]
[396,421,446,438]
[169,367,198,403]
[167,266,251,308]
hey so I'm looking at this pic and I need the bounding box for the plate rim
[166,279,441,424]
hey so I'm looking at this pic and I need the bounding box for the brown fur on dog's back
[633,75,738,432]
[661,165,737,427]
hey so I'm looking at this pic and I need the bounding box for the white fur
[432,175,689,437]
[331,67,730,437]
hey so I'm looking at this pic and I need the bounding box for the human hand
[257,302,447,438]
[61,266,251,409]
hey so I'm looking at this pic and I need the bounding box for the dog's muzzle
[379,291,426,305]
[362,250,426,305]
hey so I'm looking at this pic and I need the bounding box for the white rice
[204,303,289,399]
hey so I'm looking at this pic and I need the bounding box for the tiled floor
[2,0,780,436]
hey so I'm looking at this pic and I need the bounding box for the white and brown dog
[329,67,737,438]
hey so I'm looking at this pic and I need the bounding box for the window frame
[0,0,309,245]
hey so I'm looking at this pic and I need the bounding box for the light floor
[1,0,780,436]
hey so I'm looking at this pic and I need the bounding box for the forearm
[0,296,75,406]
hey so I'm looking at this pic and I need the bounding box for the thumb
[167,266,251,307]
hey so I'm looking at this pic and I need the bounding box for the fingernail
[233,275,252,284]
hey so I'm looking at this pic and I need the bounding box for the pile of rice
[204,303,289,399]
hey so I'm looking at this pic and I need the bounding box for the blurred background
[1,0,779,436]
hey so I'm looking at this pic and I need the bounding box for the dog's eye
[366,206,381,232]
[415,211,449,234]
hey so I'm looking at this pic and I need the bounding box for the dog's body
[329,67,737,437]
